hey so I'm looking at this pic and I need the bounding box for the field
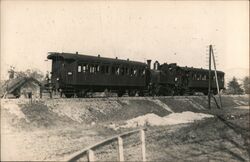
[1,95,249,161]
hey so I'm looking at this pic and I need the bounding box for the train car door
[65,60,75,85]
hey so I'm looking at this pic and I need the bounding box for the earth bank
[1,95,249,161]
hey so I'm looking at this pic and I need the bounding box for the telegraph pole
[211,48,222,108]
[208,44,222,109]
[208,45,212,109]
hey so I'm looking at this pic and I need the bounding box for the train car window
[202,75,207,80]
[121,67,125,75]
[96,65,100,72]
[142,69,145,76]
[116,67,120,75]
[139,69,143,77]
[100,65,104,73]
[89,65,92,73]
[125,67,128,75]
[93,65,97,73]
[133,69,137,76]
[78,65,82,72]
[82,65,87,73]
[93,66,97,73]
[193,74,196,80]
[141,68,144,77]
[111,66,115,74]
[87,65,89,71]
[130,68,133,76]
[89,65,95,73]
[199,74,202,80]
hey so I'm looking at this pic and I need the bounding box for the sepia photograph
[1,0,249,161]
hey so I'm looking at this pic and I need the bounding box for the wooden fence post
[140,129,146,162]
[118,137,124,161]
[87,149,95,162]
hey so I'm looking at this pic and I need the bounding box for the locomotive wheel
[155,85,162,96]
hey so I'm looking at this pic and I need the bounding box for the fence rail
[66,128,147,162]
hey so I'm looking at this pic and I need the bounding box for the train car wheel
[76,90,88,98]
[117,91,124,97]
[64,92,74,98]
[65,93,74,98]
[128,90,136,97]
[138,91,144,97]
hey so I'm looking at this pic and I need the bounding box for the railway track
[216,114,249,137]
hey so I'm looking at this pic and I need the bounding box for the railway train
[46,52,225,98]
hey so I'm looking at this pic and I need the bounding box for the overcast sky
[1,1,249,80]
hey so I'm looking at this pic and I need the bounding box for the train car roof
[47,52,147,66]
[179,66,224,74]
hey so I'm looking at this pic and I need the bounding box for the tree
[227,77,244,95]
[243,76,250,94]
[15,68,44,81]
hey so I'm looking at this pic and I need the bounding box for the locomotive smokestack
[154,61,160,70]
[147,60,151,69]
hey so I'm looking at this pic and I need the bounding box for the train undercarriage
[56,85,146,98]
[46,83,222,98]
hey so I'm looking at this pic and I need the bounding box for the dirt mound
[1,101,76,131]
[117,111,213,129]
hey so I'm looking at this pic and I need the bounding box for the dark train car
[173,66,225,95]
[47,52,147,97]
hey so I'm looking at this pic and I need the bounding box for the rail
[66,128,147,162]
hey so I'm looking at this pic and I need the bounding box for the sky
[1,0,249,80]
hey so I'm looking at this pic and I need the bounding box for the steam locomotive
[46,52,224,98]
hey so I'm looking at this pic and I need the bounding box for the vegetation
[14,69,44,82]
[226,77,244,95]
[242,76,249,94]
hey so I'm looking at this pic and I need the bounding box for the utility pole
[208,45,222,109]
[211,48,222,108]
[208,45,212,109]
